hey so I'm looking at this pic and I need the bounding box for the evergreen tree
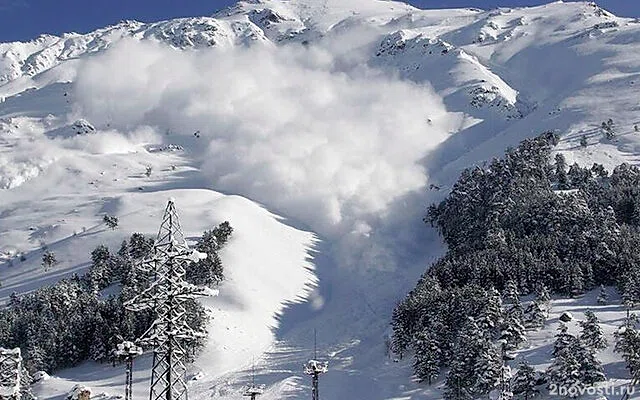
[579,310,607,350]
[535,284,551,306]
[524,300,547,329]
[552,323,574,357]
[502,310,527,351]
[413,330,441,384]
[596,285,608,305]
[444,318,482,398]
[390,306,411,359]
[555,154,570,190]
[41,251,57,271]
[601,119,615,139]
[614,318,640,380]
[103,214,119,230]
[622,273,640,309]
[576,340,605,385]
[579,135,588,148]
[478,287,504,335]
[497,362,514,400]
[23,343,46,373]
[504,281,521,306]
[444,318,504,397]
[547,339,582,397]
[128,233,154,260]
[185,222,233,287]
[85,245,113,292]
[394,131,640,387]
[548,324,605,393]
[473,342,502,395]
[444,361,474,400]
[512,361,539,400]
[563,261,584,296]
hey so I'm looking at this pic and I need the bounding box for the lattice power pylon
[0,348,21,400]
[125,199,209,400]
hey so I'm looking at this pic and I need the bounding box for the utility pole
[115,341,143,400]
[243,362,264,400]
[303,329,328,400]
[126,199,209,400]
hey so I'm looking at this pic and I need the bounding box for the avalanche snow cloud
[74,39,451,243]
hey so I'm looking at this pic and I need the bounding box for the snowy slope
[1,1,640,399]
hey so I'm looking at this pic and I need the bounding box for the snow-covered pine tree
[601,119,615,140]
[502,281,526,351]
[473,342,502,395]
[512,361,538,400]
[614,318,640,380]
[579,135,588,148]
[575,339,605,385]
[552,323,574,357]
[128,233,154,260]
[185,223,233,287]
[85,245,113,292]
[413,330,441,385]
[497,371,513,400]
[504,281,520,306]
[555,154,570,190]
[41,250,57,271]
[444,317,504,398]
[390,306,411,360]
[505,283,524,321]
[478,287,504,335]
[103,214,119,230]
[495,350,513,400]
[524,300,547,330]
[23,343,46,373]
[444,318,481,399]
[546,338,582,397]
[535,284,551,306]
[563,261,584,297]
[88,313,108,361]
[548,324,605,393]
[622,272,640,309]
[596,285,608,305]
[501,310,527,351]
[579,310,607,350]
[444,361,474,400]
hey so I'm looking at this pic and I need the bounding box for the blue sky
[0,0,637,42]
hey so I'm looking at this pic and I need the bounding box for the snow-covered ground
[2,0,640,399]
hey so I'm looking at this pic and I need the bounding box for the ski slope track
[1,0,640,399]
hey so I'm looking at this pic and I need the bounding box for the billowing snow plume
[73,39,451,240]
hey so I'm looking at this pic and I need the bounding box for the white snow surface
[1,0,640,399]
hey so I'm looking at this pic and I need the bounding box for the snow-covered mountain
[1,1,640,399]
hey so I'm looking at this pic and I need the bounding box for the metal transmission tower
[125,199,209,400]
[115,341,143,400]
[0,348,22,400]
[303,330,328,400]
